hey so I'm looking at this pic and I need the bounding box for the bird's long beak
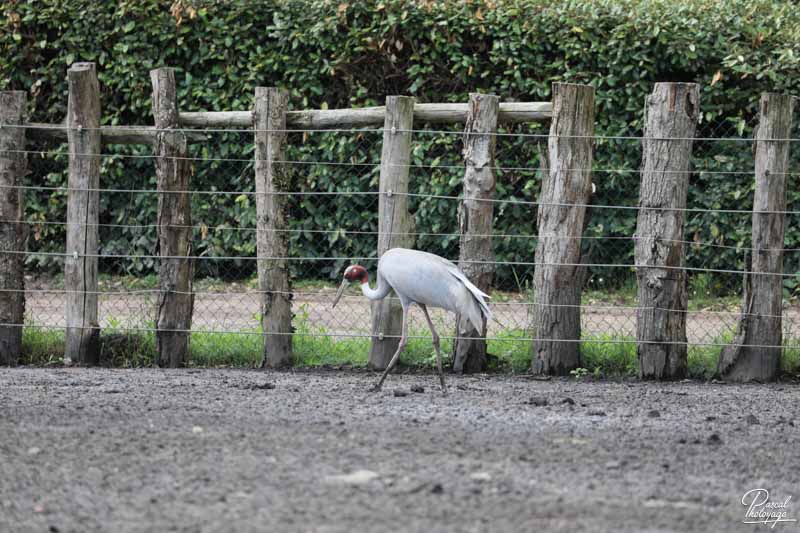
[332,279,349,308]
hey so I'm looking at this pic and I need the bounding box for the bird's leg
[420,304,447,396]
[370,304,408,392]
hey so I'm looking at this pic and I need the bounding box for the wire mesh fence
[12,109,800,371]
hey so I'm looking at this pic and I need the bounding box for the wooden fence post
[65,63,101,366]
[151,67,194,368]
[635,83,699,379]
[531,83,595,375]
[368,96,416,370]
[718,93,794,382]
[453,93,498,373]
[254,87,292,368]
[0,92,27,365]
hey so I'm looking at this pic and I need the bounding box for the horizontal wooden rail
[24,123,207,145]
[179,102,552,129]
[19,102,550,145]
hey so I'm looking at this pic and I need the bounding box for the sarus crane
[331,248,491,394]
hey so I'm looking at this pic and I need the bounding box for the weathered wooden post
[65,63,101,366]
[635,83,700,379]
[453,93,498,373]
[151,67,194,368]
[718,93,794,382]
[254,87,292,368]
[0,92,27,365]
[531,83,595,375]
[368,96,416,370]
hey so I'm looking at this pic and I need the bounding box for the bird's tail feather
[458,276,490,324]
[447,266,496,332]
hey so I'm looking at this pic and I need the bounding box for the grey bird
[332,248,491,394]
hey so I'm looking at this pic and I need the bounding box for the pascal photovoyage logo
[742,489,797,528]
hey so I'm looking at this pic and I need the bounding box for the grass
[22,327,65,365]
[581,334,639,377]
[18,318,800,380]
[16,275,800,378]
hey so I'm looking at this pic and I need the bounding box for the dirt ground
[2,368,799,533]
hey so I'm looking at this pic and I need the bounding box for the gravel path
[26,290,765,344]
[2,368,799,532]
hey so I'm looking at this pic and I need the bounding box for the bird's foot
[439,378,448,396]
[368,384,382,393]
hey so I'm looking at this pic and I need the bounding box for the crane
[332,248,491,394]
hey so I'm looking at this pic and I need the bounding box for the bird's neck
[360,274,391,301]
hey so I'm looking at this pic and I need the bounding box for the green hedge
[3,0,800,291]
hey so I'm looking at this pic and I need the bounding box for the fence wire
[14,114,800,369]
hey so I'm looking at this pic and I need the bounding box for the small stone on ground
[325,470,380,485]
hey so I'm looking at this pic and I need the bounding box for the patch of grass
[583,277,637,306]
[487,329,531,373]
[783,341,800,375]
[682,330,800,380]
[686,273,741,311]
[294,331,371,367]
[193,277,255,293]
[21,326,65,365]
[581,334,638,377]
[293,279,338,291]
[574,332,750,380]
[97,274,265,294]
[99,332,156,367]
[683,329,738,379]
[290,303,453,368]
[28,272,65,289]
[98,273,159,290]
[17,311,800,380]
[687,344,719,380]
[687,295,740,312]
[291,303,368,367]
[189,330,261,367]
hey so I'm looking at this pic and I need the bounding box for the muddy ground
[2,368,799,533]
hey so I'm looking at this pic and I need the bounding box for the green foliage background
[2,0,800,291]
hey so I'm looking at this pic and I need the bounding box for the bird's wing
[399,249,492,300]
[444,262,492,322]
[439,258,490,299]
